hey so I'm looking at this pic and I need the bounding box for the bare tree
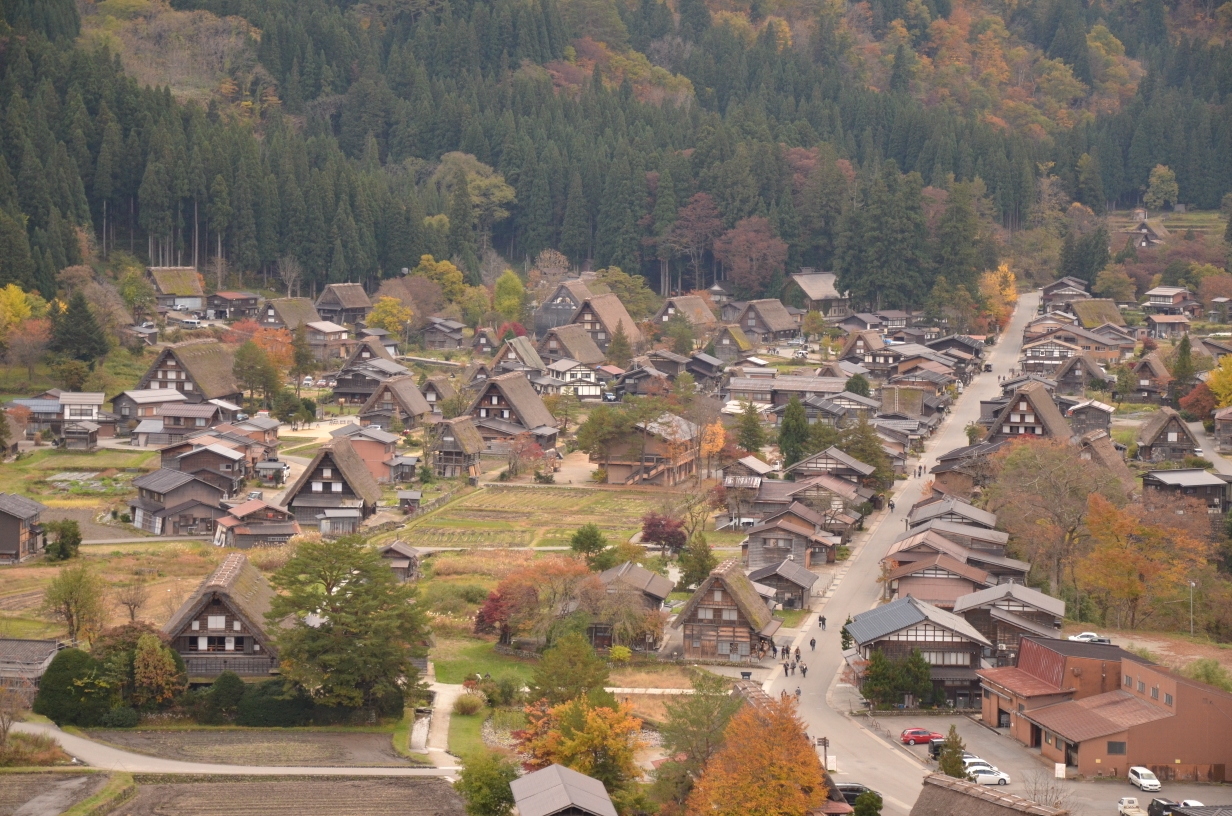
[6,323,50,379]
[115,581,150,622]
[277,255,303,297]
[1022,772,1082,815]
[0,685,23,745]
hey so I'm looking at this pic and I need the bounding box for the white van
[182,318,202,328]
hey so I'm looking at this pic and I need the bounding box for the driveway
[763,293,1042,815]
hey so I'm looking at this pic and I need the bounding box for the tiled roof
[952,583,1065,618]
[599,561,674,601]
[910,772,1068,816]
[0,638,60,667]
[976,666,1066,697]
[132,468,202,494]
[885,553,990,586]
[748,558,821,590]
[510,764,617,816]
[0,493,46,520]
[845,595,990,646]
[1025,689,1172,742]
[907,497,997,529]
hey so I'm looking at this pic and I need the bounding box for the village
[2,258,1232,816]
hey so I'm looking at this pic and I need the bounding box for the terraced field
[121,777,464,815]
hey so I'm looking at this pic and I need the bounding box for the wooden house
[1053,353,1110,396]
[533,279,593,337]
[315,282,372,325]
[750,479,869,540]
[333,339,411,404]
[885,526,1026,584]
[1033,324,1128,365]
[423,316,466,350]
[929,441,1005,499]
[1040,276,1090,311]
[1019,336,1080,373]
[742,502,841,570]
[652,295,717,329]
[845,595,991,707]
[785,271,849,318]
[356,327,397,357]
[883,553,991,609]
[206,291,259,320]
[358,375,431,430]
[258,298,320,331]
[546,359,602,398]
[1069,298,1125,329]
[0,493,47,564]
[111,389,188,429]
[379,541,421,581]
[162,553,279,677]
[730,300,798,344]
[149,267,204,311]
[510,763,617,816]
[711,325,753,362]
[598,562,673,610]
[466,372,559,451]
[212,500,300,549]
[747,559,820,610]
[722,455,775,489]
[952,584,1064,667]
[686,352,724,385]
[431,416,485,479]
[333,424,401,484]
[1135,406,1198,461]
[471,327,498,356]
[128,469,226,535]
[1130,352,1173,402]
[1142,468,1229,512]
[839,312,884,333]
[279,438,382,530]
[537,323,605,366]
[162,442,248,497]
[987,381,1073,443]
[592,412,698,486]
[783,446,877,486]
[1064,399,1113,435]
[671,559,780,661]
[157,403,224,443]
[135,341,242,405]
[907,518,1010,554]
[906,496,996,530]
[1147,313,1190,338]
[494,335,546,374]
[569,293,642,353]
[304,321,353,362]
[397,490,422,514]
[1144,285,1199,316]
[1215,405,1232,452]
[420,375,457,415]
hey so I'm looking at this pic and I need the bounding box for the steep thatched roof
[909,773,1069,816]
[1136,405,1195,447]
[573,294,643,345]
[992,381,1072,439]
[496,335,546,371]
[343,337,398,368]
[266,298,321,329]
[142,341,240,400]
[1070,298,1124,328]
[318,282,371,310]
[1054,353,1108,384]
[671,559,773,633]
[437,415,485,454]
[741,299,797,332]
[360,375,431,418]
[281,438,382,507]
[469,372,556,430]
[150,267,203,297]
[162,553,278,655]
[1133,351,1172,382]
[539,324,606,365]
[659,295,717,326]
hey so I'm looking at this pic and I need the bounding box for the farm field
[0,448,160,503]
[87,730,419,767]
[120,776,465,815]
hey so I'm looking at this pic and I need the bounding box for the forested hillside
[0,0,1230,304]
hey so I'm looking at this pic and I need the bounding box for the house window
[184,382,193,391]
[234,621,241,631]
[697,607,714,620]
[323,468,332,479]
[1165,693,1173,706]
[195,418,206,426]
[501,409,510,419]
[1168,432,1178,442]
[722,608,738,621]
[713,589,723,601]
[1124,674,1131,687]
[312,481,323,492]
[1045,733,1052,745]
[479,408,488,418]
[491,396,499,405]
[597,332,605,340]
[331,482,343,492]
[1137,680,1146,693]
[1107,741,1127,755]
[191,620,199,631]
[225,637,235,651]
[1150,686,1159,699]
[207,615,226,630]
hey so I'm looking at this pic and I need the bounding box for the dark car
[1148,799,1179,816]
[835,784,878,806]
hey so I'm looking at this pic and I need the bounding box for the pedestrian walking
[888,499,896,511]
[795,647,801,661]
[809,637,816,651]
[820,615,827,630]
[801,663,808,678]
[783,661,790,675]
[795,686,802,699]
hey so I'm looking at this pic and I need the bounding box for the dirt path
[11,775,104,816]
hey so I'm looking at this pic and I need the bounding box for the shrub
[476,676,523,708]
[591,468,607,483]
[533,469,554,484]
[836,545,851,561]
[453,693,486,715]
[207,671,246,719]
[32,648,110,727]
[235,680,314,727]
[609,646,632,664]
[99,707,140,728]
[119,513,131,523]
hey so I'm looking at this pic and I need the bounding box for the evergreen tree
[52,290,108,365]
[845,374,871,397]
[448,170,477,274]
[560,172,590,266]
[932,183,981,293]
[737,401,766,454]
[778,396,809,468]
[1076,153,1106,214]
[290,323,315,393]
[677,535,718,590]
[840,416,893,488]
[606,321,632,368]
[937,725,968,778]
[569,523,609,568]
[1171,334,1195,392]
[678,0,711,40]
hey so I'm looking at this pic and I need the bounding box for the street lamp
[1190,581,1197,636]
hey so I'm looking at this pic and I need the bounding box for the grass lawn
[776,609,811,629]
[0,448,160,501]
[282,442,326,457]
[447,708,489,758]
[432,638,536,685]
[276,436,316,447]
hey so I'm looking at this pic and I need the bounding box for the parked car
[793,350,809,359]
[302,376,314,386]
[315,379,328,387]
[181,318,202,328]
[1147,799,1179,816]
[1179,803,1204,808]
[1128,767,1162,792]
[1118,797,1148,816]
[1088,637,1113,644]
[1194,447,1203,457]
[927,740,977,760]
[1068,632,1102,642]
[246,490,264,501]
[834,784,878,806]
[983,363,993,372]
[969,769,1011,786]
[962,757,998,773]
[900,728,945,745]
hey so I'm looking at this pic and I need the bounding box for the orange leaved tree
[687,695,828,816]
[517,697,644,792]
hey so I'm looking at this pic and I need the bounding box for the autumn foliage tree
[687,695,828,816]
[474,556,599,645]
[517,698,644,796]
[641,512,687,555]
[670,193,724,290]
[713,216,788,298]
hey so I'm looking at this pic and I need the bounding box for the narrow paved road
[13,721,456,777]
[765,292,1039,815]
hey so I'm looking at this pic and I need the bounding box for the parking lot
[895,716,1232,814]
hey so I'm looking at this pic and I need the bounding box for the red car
[901,728,945,745]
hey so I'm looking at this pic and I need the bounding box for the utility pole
[1190,581,1196,636]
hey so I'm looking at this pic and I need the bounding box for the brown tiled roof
[319,282,371,310]
[672,559,773,633]
[661,295,717,326]
[574,294,643,345]
[360,375,431,418]
[281,438,382,507]
[539,324,604,366]
[266,298,320,329]
[909,773,1069,816]
[469,372,556,430]
[886,553,990,585]
[977,666,1067,697]
[161,553,278,654]
[1136,406,1194,447]
[438,415,485,455]
[148,341,240,400]
[1069,298,1124,328]
[150,267,203,297]
[743,299,797,332]
[992,381,1072,439]
[1025,690,1172,742]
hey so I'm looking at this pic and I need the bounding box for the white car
[1180,801,1205,807]
[1127,766,1161,792]
[1194,447,1204,456]
[961,757,997,773]
[970,769,1011,786]
[1067,632,1102,642]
